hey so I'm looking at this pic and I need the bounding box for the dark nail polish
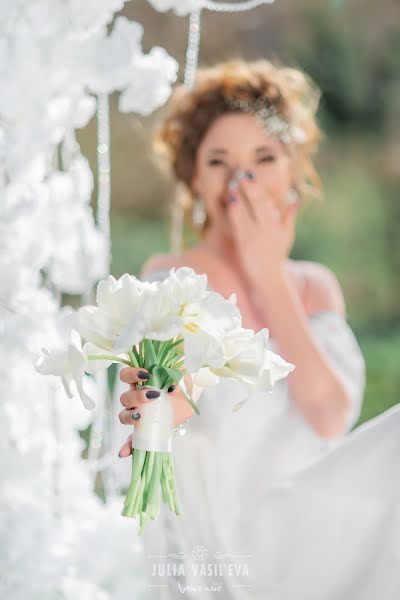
[131,411,141,420]
[146,390,160,400]
[138,370,150,380]
[246,170,255,180]
[228,193,237,203]
[167,384,176,393]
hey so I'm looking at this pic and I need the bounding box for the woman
[115,59,400,599]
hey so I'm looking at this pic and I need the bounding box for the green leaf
[131,345,141,366]
[128,350,140,368]
[178,377,200,416]
[150,365,170,389]
[144,339,157,366]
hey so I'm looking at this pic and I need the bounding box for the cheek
[197,168,226,213]
[257,161,291,197]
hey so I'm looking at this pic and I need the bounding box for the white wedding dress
[112,268,400,600]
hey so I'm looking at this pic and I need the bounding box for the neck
[198,226,237,265]
[197,225,255,289]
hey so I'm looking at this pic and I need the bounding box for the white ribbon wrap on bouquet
[131,386,173,453]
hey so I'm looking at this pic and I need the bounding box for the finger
[119,366,150,385]
[227,172,257,222]
[237,178,264,222]
[119,433,133,457]
[226,196,251,248]
[119,408,141,425]
[227,188,254,239]
[233,179,257,221]
[120,387,161,408]
[262,197,281,224]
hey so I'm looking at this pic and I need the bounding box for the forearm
[251,266,351,438]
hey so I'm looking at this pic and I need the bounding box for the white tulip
[79,273,152,352]
[113,284,183,352]
[35,329,95,410]
[211,328,295,409]
[114,267,207,352]
[114,267,243,370]
[181,289,242,372]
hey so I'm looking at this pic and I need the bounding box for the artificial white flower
[147,0,202,16]
[119,46,179,115]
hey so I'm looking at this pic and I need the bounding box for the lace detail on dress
[307,310,366,431]
[141,269,366,432]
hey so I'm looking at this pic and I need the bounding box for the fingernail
[228,180,238,191]
[138,370,150,380]
[118,450,122,457]
[228,193,237,203]
[145,390,160,400]
[167,384,176,393]
[131,411,141,420]
[246,170,255,181]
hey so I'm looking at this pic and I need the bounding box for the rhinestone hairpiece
[224,95,307,145]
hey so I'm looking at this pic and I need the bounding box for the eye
[207,159,225,166]
[258,155,276,163]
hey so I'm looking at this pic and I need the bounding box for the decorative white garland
[1,0,278,595]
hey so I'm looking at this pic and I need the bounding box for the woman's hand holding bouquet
[36,267,295,533]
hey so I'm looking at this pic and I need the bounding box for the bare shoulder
[140,253,178,277]
[140,248,204,278]
[289,259,346,317]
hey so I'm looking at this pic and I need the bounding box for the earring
[285,188,299,206]
[192,196,207,227]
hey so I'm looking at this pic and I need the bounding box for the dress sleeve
[306,310,366,432]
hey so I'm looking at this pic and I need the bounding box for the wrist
[247,260,286,290]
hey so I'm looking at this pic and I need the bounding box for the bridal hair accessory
[224,94,307,145]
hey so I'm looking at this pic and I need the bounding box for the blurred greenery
[357,333,400,425]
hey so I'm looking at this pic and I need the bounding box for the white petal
[183,330,225,372]
[192,367,220,388]
[75,377,96,410]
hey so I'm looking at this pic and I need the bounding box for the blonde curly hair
[152,58,324,245]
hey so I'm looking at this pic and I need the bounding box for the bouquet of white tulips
[36,267,294,533]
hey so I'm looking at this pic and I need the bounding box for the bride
[115,59,400,599]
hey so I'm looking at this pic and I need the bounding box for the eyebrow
[208,145,276,155]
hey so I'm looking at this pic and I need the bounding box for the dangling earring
[285,187,299,206]
[192,196,207,228]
